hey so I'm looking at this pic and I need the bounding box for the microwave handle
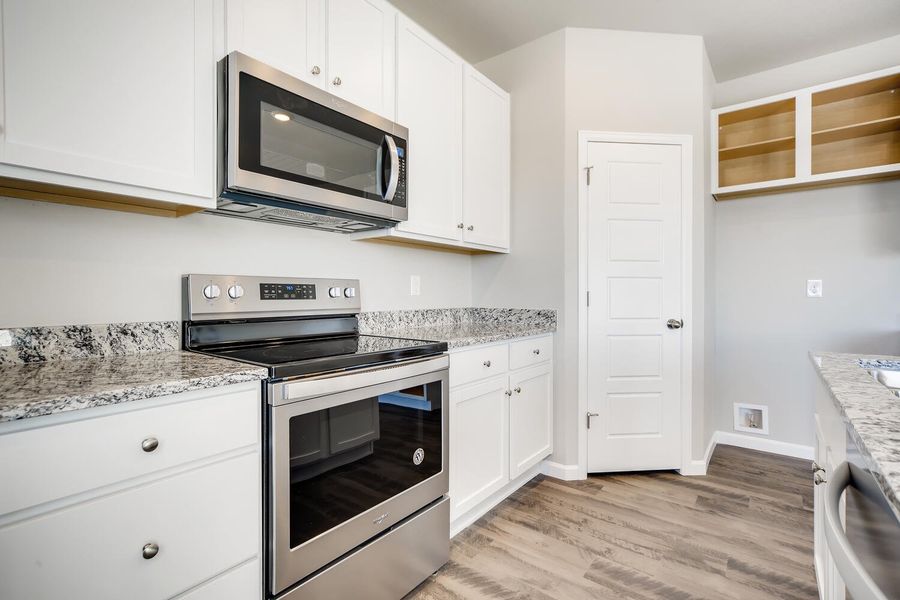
[383,135,399,202]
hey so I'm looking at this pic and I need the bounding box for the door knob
[666,319,684,330]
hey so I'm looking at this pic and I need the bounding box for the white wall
[0,197,473,327]
[715,34,900,107]
[715,181,900,445]
[713,39,900,448]
[477,28,711,467]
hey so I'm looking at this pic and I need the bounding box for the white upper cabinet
[326,0,396,119]
[226,0,396,119]
[462,65,510,249]
[394,15,463,242]
[0,0,217,211]
[225,0,325,86]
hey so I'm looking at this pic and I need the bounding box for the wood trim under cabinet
[0,176,206,218]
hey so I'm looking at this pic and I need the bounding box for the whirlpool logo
[413,448,425,465]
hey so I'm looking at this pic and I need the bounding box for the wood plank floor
[407,445,817,599]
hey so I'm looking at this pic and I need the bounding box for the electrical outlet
[807,279,823,298]
[410,275,421,296]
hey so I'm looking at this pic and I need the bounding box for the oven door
[268,356,448,595]
[225,52,408,222]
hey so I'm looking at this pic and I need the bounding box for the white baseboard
[540,460,581,481]
[713,430,814,460]
[679,433,717,476]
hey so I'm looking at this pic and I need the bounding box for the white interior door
[586,141,683,473]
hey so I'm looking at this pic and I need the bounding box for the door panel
[449,376,508,519]
[586,142,683,473]
[326,0,395,119]
[395,16,463,241]
[509,364,553,479]
[462,65,510,249]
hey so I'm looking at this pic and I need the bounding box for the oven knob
[343,287,356,298]
[328,286,341,298]
[228,284,244,300]
[202,284,221,300]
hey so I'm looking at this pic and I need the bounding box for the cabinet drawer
[509,335,553,371]
[176,559,260,600]
[0,385,259,515]
[449,343,509,388]
[0,452,259,600]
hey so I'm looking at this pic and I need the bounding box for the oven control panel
[183,274,360,320]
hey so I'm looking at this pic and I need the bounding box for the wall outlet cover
[806,279,823,298]
[410,275,421,296]
[734,403,769,435]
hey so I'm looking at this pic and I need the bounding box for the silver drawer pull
[141,437,159,453]
[483,360,491,367]
[142,543,159,560]
[533,349,541,355]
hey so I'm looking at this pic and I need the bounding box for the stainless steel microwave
[212,52,408,233]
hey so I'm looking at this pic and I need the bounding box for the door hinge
[586,290,590,307]
[585,165,594,186]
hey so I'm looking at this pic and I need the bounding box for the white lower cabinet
[448,335,553,529]
[0,382,263,600]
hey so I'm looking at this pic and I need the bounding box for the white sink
[868,369,900,397]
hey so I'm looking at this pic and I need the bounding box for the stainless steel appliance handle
[383,135,399,202]
[273,354,449,405]
[824,461,890,600]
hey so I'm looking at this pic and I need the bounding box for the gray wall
[0,197,473,327]
[715,181,900,445]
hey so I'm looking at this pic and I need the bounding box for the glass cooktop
[204,334,447,379]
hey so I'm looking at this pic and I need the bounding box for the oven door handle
[272,354,449,406]
[382,134,399,202]
[824,461,891,600]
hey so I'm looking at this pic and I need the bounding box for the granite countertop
[358,307,557,349]
[0,322,267,424]
[811,351,900,519]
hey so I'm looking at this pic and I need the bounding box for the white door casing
[585,140,685,473]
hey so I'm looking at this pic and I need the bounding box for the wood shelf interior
[718,98,796,187]
[812,73,900,174]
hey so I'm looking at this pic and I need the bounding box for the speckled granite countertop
[811,352,900,519]
[0,322,266,424]
[358,308,556,349]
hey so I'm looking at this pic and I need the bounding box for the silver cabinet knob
[141,437,159,453]
[332,76,342,86]
[666,318,683,330]
[310,65,321,75]
[814,472,827,486]
[483,360,491,367]
[812,461,825,474]
[466,225,474,231]
[142,543,159,559]
[457,223,464,229]
[514,386,522,394]
[533,349,541,355]
[504,390,512,397]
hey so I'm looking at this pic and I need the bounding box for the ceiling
[387,0,900,81]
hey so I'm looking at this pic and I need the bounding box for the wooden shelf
[812,115,900,145]
[719,149,795,188]
[719,136,795,160]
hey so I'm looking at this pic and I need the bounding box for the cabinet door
[449,375,509,520]
[462,65,510,250]
[509,363,553,479]
[225,0,325,86]
[0,0,215,205]
[326,0,395,119]
[395,15,463,242]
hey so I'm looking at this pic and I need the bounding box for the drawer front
[509,335,553,371]
[0,384,259,515]
[0,452,260,600]
[176,559,260,600]
[449,343,509,388]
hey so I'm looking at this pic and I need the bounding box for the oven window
[287,382,442,548]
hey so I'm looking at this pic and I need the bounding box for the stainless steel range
[182,274,449,600]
